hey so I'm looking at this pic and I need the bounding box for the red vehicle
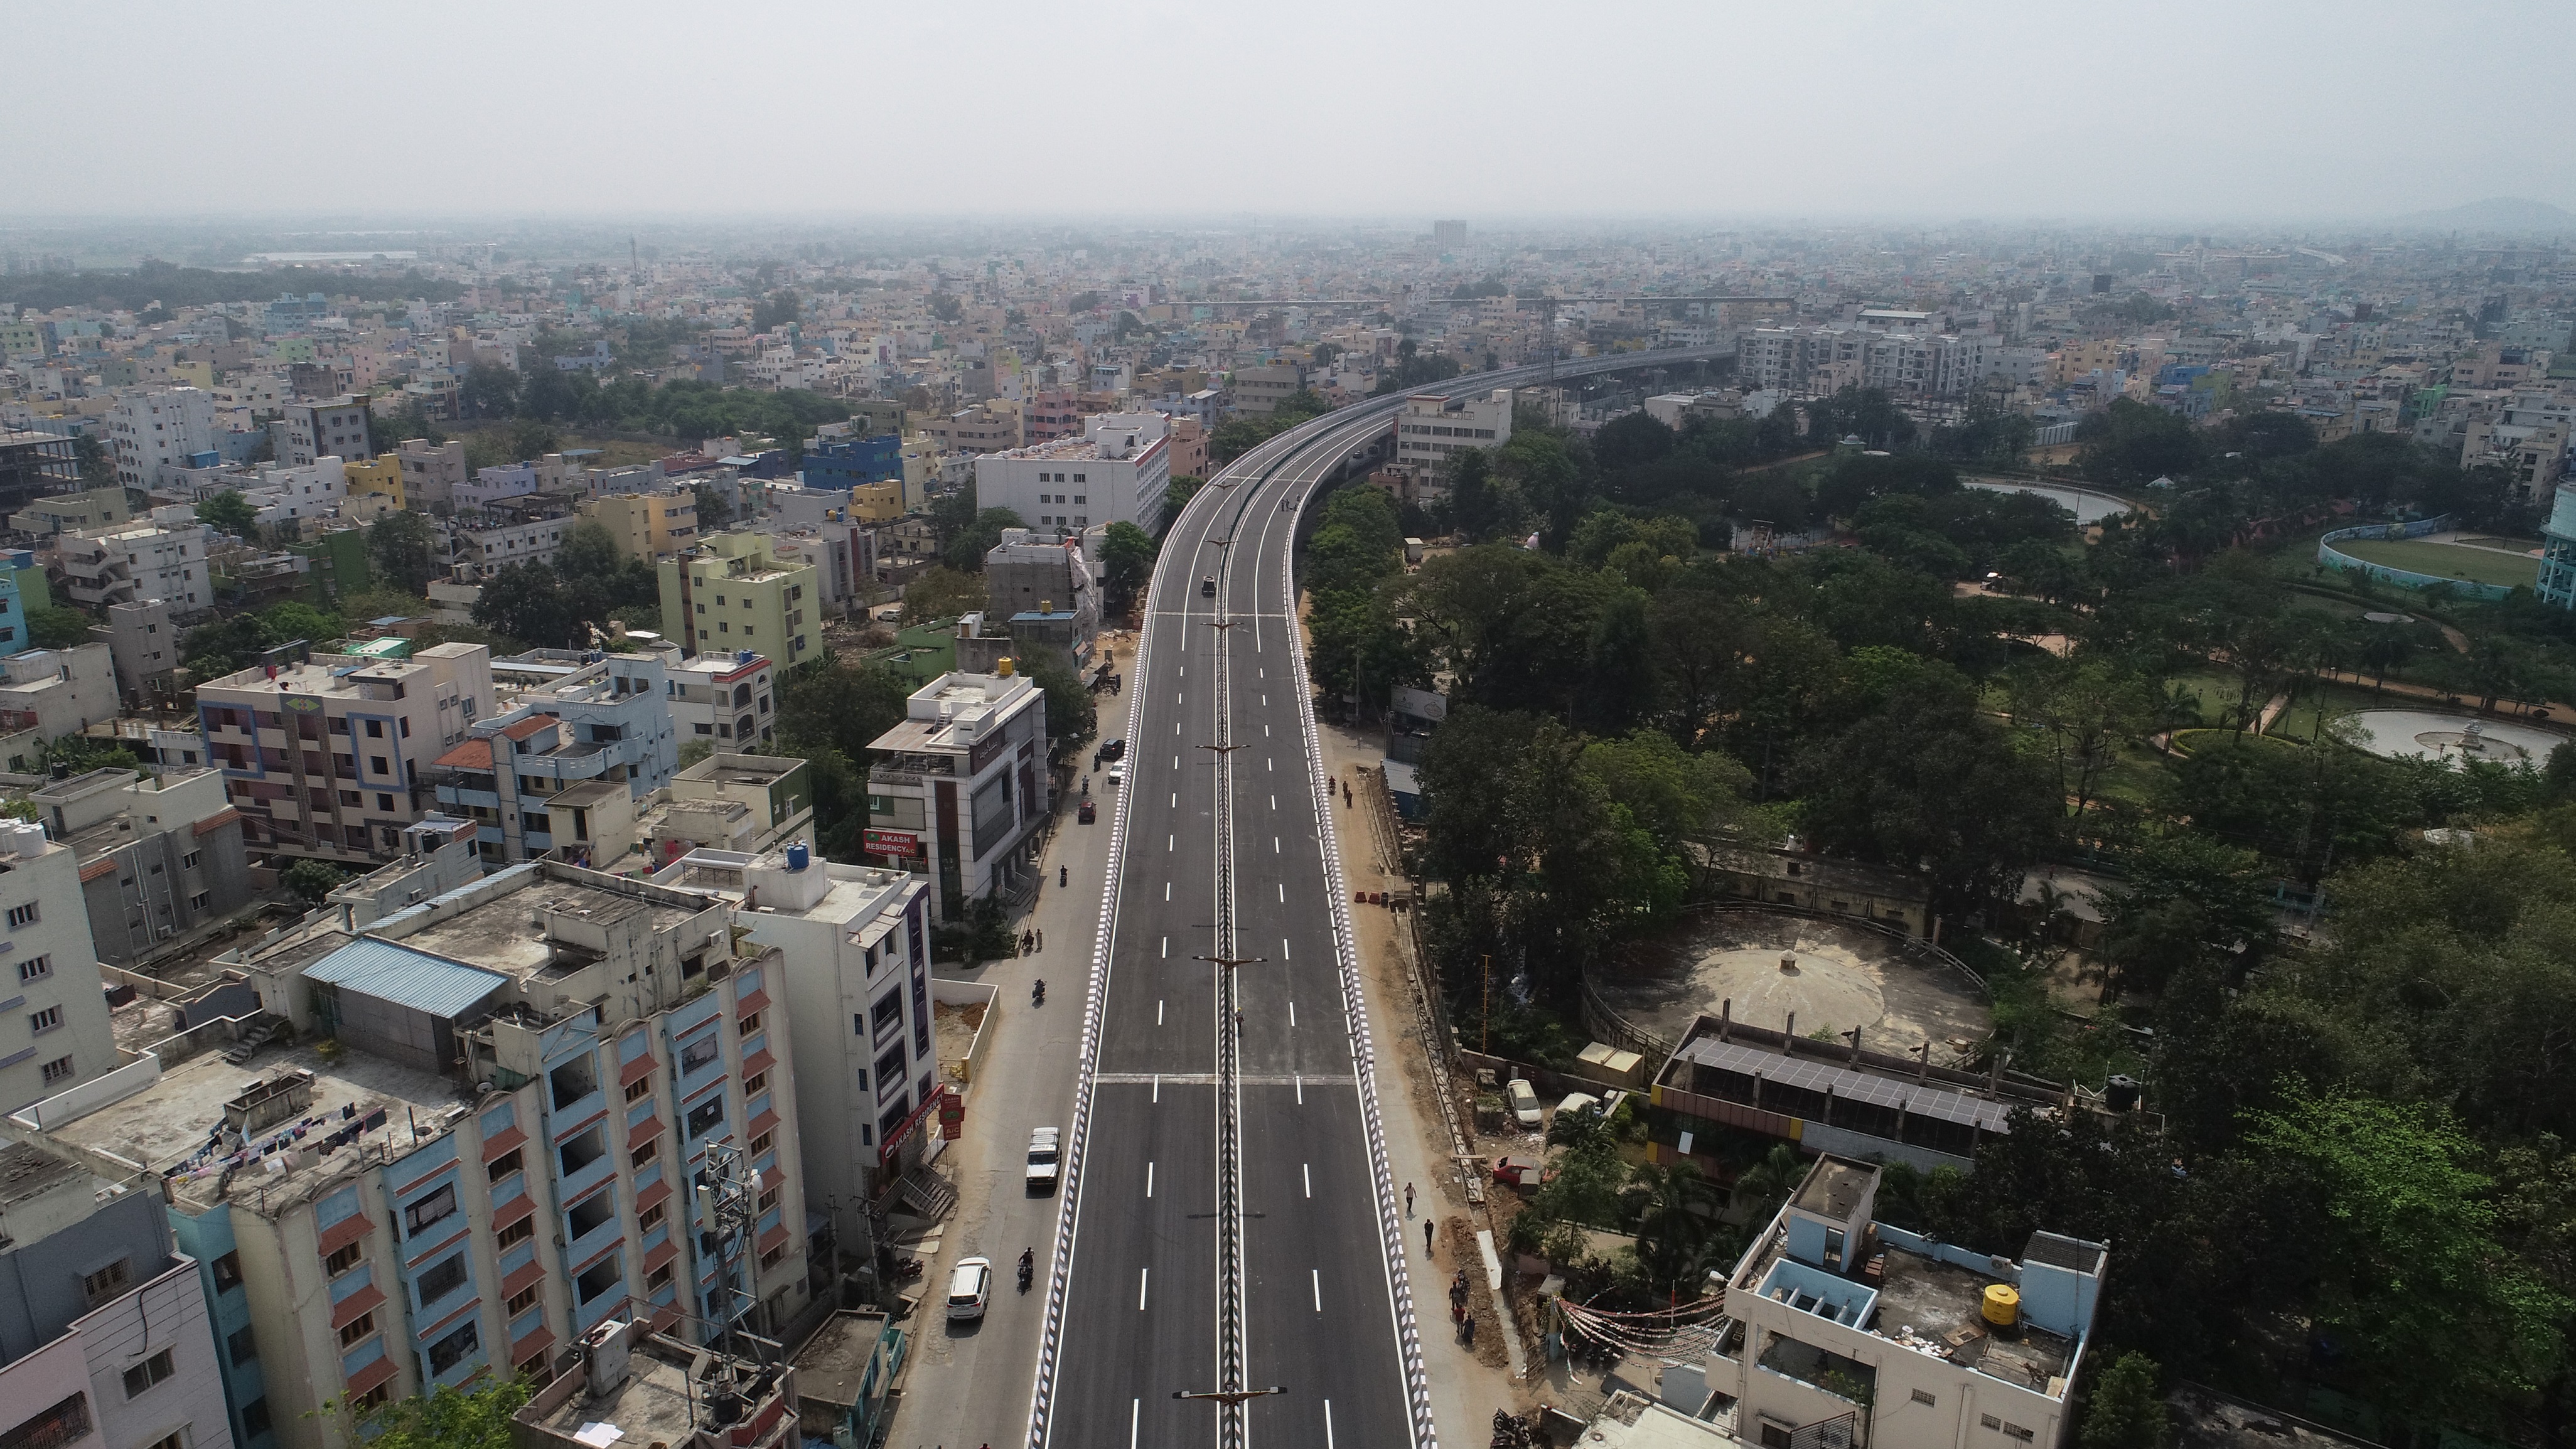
[1491,1155,1555,1188]
[1078,798,1097,824]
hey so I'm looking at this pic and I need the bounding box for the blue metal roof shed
[304,939,510,1071]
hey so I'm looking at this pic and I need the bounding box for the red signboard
[864,828,922,857]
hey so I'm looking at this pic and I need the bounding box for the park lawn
[2333,537,2540,589]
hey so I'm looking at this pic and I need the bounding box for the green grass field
[2331,537,2539,589]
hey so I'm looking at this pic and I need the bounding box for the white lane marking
[1259,668,1265,678]
[1171,792,1178,807]
[1270,794,1277,809]
[1146,1162,1154,1197]
[1158,999,1165,1025]
[1161,936,1169,958]
[1264,724,1270,737]
[1283,937,1291,960]
[1168,834,1174,852]
[1278,883,1285,902]
[1274,837,1281,853]
[1324,1401,1335,1449]
[1176,692,1183,703]
[1139,1268,1149,1310]
[1289,1001,1297,1027]
[1179,666,1185,676]
[1152,1074,1159,1102]
[1132,1401,1142,1449]
[1173,754,1179,768]
[1164,882,1171,901]
[1262,695,1267,706]
[1312,1268,1322,1312]
[1174,721,1181,735]
[1295,1074,1302,1104]
[1304,1163,1312,1197]
[1267,757,1274,771]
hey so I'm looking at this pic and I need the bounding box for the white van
[947,1256,992,1321]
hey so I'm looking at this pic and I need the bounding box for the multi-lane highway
[1028,351,1724,1449]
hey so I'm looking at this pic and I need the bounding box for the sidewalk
[1314,719,1532,1428]
[882,761,1114,1449]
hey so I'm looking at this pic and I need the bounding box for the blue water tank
[737,650,754,665]
[786,842,810,872]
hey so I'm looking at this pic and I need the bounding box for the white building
[862,668,1049,922]
[453,513,574,580]
[973,411,1171,535]
[665,652,776,750]
[667,847,934,1247]
[0,644,125,769]
[59,515,211,611]
[0,823,117,1113]
[1394,388,1514,473]
[105,388,220,489]
[1701,1155,2107,1449]
[242,457,349,530]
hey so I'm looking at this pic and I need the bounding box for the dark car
[1201,575,1218,597]
[1078,798,1097,823]
[1100,737,1126,762]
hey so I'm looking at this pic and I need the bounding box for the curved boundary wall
[2316,514,2514,599]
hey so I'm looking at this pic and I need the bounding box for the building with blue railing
[2540,486,2576,609]
[16,861,812,1449]
[798,434,903,491]
[434,651,680,868]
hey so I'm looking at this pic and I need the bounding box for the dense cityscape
[6,11,2576,1449]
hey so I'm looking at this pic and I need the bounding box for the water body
[1963,479,2133,525]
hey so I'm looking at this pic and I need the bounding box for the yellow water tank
[997,656,1016,676]
[1982,1284,2020,1329]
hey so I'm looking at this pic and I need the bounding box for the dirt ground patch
[933,1000,986,1086]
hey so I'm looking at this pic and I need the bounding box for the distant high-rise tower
[631,235,641,275]
[1432,220,1468,249]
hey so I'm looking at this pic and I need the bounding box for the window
[748,1130,773,1157]
[189,892,208,911]
[16,956,48,983]
[559,1126,606,1177]
[756,1184,779,1214]
[630,1136,659,1170]
[230,1324,259,1364]
[402,1182,457,1237]
[574,1258,622,1305]
[29,1006,59,1034]
[742,1071,766,1097]
[426,1320,479,1377]
[2,1393,91,1449]
[240,1398,272,1438]
[624,1075,654,1103]
[685,1096,725,1140]
[81,1261,131,1310]
[507,1283,540,1316]
[645,1261,673,1292]
[212,1252,243,1291]
[487,1147,522,1182]
[567,1189,617,1240]
[145,1433,183,1449]
[496,1216,534,1250]
[370,756,388,775]
[352,1384,391,1415]
[122,1349,174,1398]
[363,719,383,737]
[324,1242,363,1276]
[637,1201,665,1233]
[679,1034,720,1074]
[737,1010,761,1035]
[870,991,903,1036]
[415,1251,467,1306]
[8,902,37,928]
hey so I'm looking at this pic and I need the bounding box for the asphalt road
[1036,350,1726,1449]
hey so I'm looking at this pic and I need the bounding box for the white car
[1555,1091,1601,1123]
[1506,1078,1541,1128]
[1105,762,1125,788]
[1025,1126,1061,1194]
[947,1256,992,1321]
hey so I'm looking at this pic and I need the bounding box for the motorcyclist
[1033,978,1047,1005]
[1060,865,1068,886]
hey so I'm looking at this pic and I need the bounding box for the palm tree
[1730,1143,1807,1224]
[1630,1162,1725,1291]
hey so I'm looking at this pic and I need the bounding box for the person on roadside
[1404,1182,1415,1217]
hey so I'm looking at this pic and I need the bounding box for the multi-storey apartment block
[33,766,254,968]
[972,412,1171,534]
[863,667,1049,921]
[60,514,210,611]
[665,651,774,749]
[17,860,814,1449]
[656,534,818,668]
[274,398,372,468]
[431,652,680,868]
[196,644,494,868]
[0,821,117,1113]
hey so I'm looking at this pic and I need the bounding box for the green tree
[73,433,116,488]
[942,508,1028,572]
[753,288,801,333]
[1022,651,1097,755]
[459,362,521,419]
[368,511,441,595]
[928,292,965,323]
[319,1374,531,1449]
[1100,521,1157,615]
[24,606,94,651]
[471,560,576,648]
[692,481,733,532]
[554,519,624,582]
[2079,1352,2169,1449]
[2005,655,2155,824]
[261,601,341,646]
[197,489,259,537]
[903,566,987,624]
[772,658,911,767]
[281,859,348,903]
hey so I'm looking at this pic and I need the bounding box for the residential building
[514,1325,799,1449]
[0,1142,237,1449]
[799,434,903,493]
[660,845,931,1244]
[0,562,26,659]
[577,493,698,565]
[984,529,1098,669]
[12,486,131,538]
[0,821,117,1112]
[0,644,124,770]
[665,652,775,749]
[432,652,679,869]
[20,859,814,1449]
[1395,388,1514,473]
[972,412,1171,535]
[33,766,252,968]
[656,533,818,668]
[1229,363,1306,415]
[394,439,470,514]
[274,399,372,468]
[1707,1156,2106,1449]
[760,525,876,618]
[2462,398,2572,502]
[342,456,403,510]
[321,815,481,929]
[60,515,211,612]
[2535,484,2576,611]
[924,400,1022,456]
[195,643,495,867]
[863,667,1049,921]
[638,754,812,870]
[1166,414,1208,481]
[105,389,220,489]
[0,429,80,508]
[453,504,575,582]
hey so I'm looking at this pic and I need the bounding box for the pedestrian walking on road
[1038,928,1046,951]
[1404,1182,1415,1217]
[1425,1219,1435,1254]
[1463,1315,1477,1349]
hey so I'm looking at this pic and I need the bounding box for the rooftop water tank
[1982,1283,2019,1329]
[997,657,1016,676]
[786,842,810,872]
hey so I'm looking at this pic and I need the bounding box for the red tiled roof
[434,739,492,769]
[499,716,554,741]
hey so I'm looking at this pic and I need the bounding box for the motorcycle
[893,1258,925,1282]
[1017,1250,1034,1293]
[1032,979,1047,1007]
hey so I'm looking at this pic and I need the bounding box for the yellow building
[658,532,818,665]
[344,453,405,508]
[579,491,699,564]
[849,480,904,522]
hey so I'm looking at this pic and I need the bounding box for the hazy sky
[10,0,2572,223]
